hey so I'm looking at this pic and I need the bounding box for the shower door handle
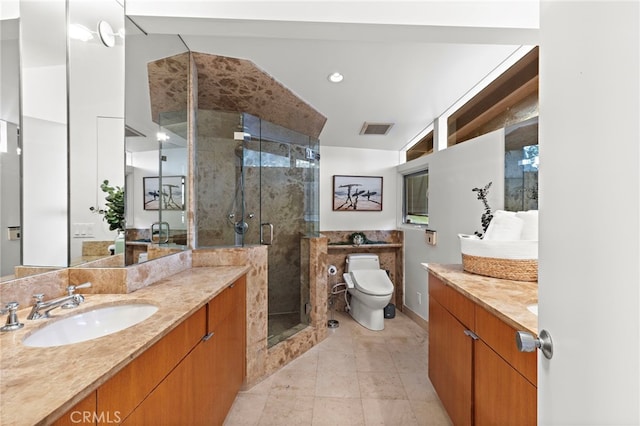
[260,223,274,245]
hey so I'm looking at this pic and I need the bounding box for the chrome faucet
[0,302,24,332]
[27,282,92,320]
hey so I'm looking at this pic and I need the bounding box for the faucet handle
[33,293,45,303]
[1,301,24,332]
[66,282,92,296]
[1,301,19,311]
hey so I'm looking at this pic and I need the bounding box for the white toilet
[343,253,394,331]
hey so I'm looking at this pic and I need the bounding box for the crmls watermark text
[70,411,121,424]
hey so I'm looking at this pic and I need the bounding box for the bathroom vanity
[0,266,248,425]
[426,264,538,425]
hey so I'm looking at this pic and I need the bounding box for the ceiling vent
[360,122,394,135]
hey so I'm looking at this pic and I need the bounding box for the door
[539,2,640,423]
[243,114,318,341]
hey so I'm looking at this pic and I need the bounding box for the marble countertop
[0,266,249,426]
[424,263,538,335]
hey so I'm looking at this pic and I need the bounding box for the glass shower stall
[195,110,320,347]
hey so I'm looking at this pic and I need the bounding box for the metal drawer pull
[202,332,215,341]
[463,329,479,340]
[516,329,553,359]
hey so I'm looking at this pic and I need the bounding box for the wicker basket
[461,253,538,282]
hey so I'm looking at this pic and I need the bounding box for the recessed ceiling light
[328,72,344,83]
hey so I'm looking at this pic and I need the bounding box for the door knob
[516,329,554,359]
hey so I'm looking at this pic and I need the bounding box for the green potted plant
[90,180,125,252]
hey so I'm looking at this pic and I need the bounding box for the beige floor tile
[361,398,419,426]
[399,372,438,402]
[358,371,408,400]
[390,349,427,374]
[312,397,365,426]
[315,370,361,398]
[226,309,442,426]
[269,368,317,397]
[257,394,314,426]
[318,350,357,373]
[353,336,391,353]
[355,349,396,373]
[409,399,452,426]
[223,393,268,426]
[315,335,355,354]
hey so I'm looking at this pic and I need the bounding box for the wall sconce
[97,20,115,47]
[69,21,121,48]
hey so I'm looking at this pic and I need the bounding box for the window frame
[402,169,429,226]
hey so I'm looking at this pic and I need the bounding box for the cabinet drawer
[428,272,475,329]
[97,306,206,422]
[475,305,537,386]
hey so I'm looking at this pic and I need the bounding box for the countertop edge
[425,263,538,335]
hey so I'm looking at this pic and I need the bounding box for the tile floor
[224,310,452,425]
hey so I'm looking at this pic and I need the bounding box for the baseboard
[402,304,429,333]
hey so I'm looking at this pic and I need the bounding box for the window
[404,170,429,225]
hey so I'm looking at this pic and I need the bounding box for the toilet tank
[346,254,380,271]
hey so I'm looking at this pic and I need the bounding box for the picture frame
[143,175,185,211]
[333,175,383,211]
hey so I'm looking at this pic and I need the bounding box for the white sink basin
[23,303,158,348]
[527,304,538,316]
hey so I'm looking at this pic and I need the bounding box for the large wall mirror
[0,0,189,284]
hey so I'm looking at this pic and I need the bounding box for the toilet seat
[349,270,393,296]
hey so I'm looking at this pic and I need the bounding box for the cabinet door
[52,392,97,426]
[210,276,246,423]
[428,297,473,426]
[98,306,206,422]
[121,338,215,426]
[474,340,537,426]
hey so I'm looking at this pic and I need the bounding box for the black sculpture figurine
[472,181,493,238]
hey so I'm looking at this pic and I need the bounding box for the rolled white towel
[483,210,524,241]
[516,210,538,241]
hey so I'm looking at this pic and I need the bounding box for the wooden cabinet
[428,296,474,425]
[428,272,537,425]
[208,276,246,424]
[51,276,246,426]
[52,393,97,426]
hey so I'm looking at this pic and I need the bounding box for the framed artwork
[143,175,185,211]
[333,175,383,211]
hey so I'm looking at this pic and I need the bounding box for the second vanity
[0,266,249,425]
[425,263,538,426]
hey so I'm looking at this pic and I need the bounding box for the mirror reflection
[0,0,190,283]
[505,116,539,211]
[0,9,21,281]
[123,21,189,266]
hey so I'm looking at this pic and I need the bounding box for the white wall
[400,129,505,319]
[320,145,401,231]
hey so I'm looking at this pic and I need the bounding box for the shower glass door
[242,113,320,347]
[194,110,319,348]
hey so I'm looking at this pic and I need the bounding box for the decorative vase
[114,230,125,254]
